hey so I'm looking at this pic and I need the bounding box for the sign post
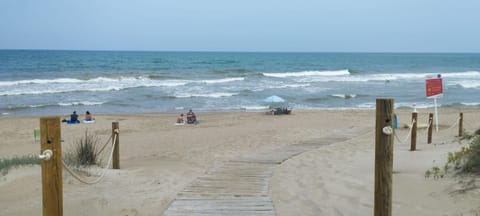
[426,75,443,132]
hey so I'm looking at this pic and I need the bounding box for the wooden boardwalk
[163,135,352,216]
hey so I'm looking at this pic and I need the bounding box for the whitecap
[197,77,245,84]
[330,94,357,99]
[274,83,311,88]
[176,92,239,98]
[241,105,270,110]
[58,101,105,106]
[441,71,480,78]
[0,78,82,86]
[461,102,480,106]
[447,80,480,89]
[263,69,350,78]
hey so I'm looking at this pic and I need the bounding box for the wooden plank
[164,134,360,215]
[164,198,275,216]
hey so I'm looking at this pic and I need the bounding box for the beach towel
[66,120,80,124]
[83,119,95,124]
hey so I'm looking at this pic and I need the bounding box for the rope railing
[391,114,475,145]
[61,132,117,185]
[416,119,432,136]
[394,119,415,144]
[416,113,430,127]
[440,116,461,132]
[97,133,113,155]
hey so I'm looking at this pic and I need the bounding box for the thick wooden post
[458,112,463,137]
[427,113,433,144]
[410,112,418,151]
[375,99,394,216]
[112,122,120,169]
[40,117,63,216]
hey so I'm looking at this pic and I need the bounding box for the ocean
[1,50,479,117]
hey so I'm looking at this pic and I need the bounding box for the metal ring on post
[39,149,53,161]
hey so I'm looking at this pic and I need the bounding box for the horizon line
[1,48,479,54]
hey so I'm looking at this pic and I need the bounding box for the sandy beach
[0,109,479,215]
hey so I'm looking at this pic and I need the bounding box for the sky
[0,0,479,52]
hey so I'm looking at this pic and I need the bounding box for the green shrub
[0,155,41,176]
[461,136,480,173]
[426,131,480,179]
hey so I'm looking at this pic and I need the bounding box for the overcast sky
[1,0,479,52]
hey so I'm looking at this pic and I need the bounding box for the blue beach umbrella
[263,95,285,103]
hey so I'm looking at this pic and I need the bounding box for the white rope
[425,119,432,131]
[394,119,415,144]
[97,133,113,155]
[440,116,460,132]
[62,133,117,185]
[417,113,429,127]
[417,119,432,136]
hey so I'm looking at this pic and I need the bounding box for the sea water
[0,50,479,117]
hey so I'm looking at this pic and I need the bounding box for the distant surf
[1,50,479,117]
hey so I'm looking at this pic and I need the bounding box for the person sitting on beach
[186,109,197,124]
[85,111,93,121]
[70,111,80,123]
[176,113,185,124]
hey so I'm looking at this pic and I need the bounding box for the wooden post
[375,98,394,216]
[112,122,120,169]
[458,112,463,137]
[410,112,418,151]
[40,117,63,216]
[427,113,433,144]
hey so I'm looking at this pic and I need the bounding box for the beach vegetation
[426,131,480,179]
[449,134,480,174]
[424,169,431,179]
[460,130,476,140]
[0,155,40,176]
[64,129,100,167]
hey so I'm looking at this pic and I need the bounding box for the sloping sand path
[163,134,357,215]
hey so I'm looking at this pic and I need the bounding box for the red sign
[426,78,443,98]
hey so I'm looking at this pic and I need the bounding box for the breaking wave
[263,69,350,78]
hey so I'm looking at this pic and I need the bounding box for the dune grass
[1,130,101,176]
[0,155,40,176]
[426,130,480,179]
[63,129,101,167]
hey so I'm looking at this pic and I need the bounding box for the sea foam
[263,69,350,78]
[175,92,239,98]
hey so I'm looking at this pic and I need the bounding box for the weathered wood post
[112,122,120,169]
[375,98,394,216]
[458,112,463,137]
[410,112,418,151]
[427,113,433,144]
[40,117,63,216]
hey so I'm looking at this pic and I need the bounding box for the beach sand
[0,109,479,215]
